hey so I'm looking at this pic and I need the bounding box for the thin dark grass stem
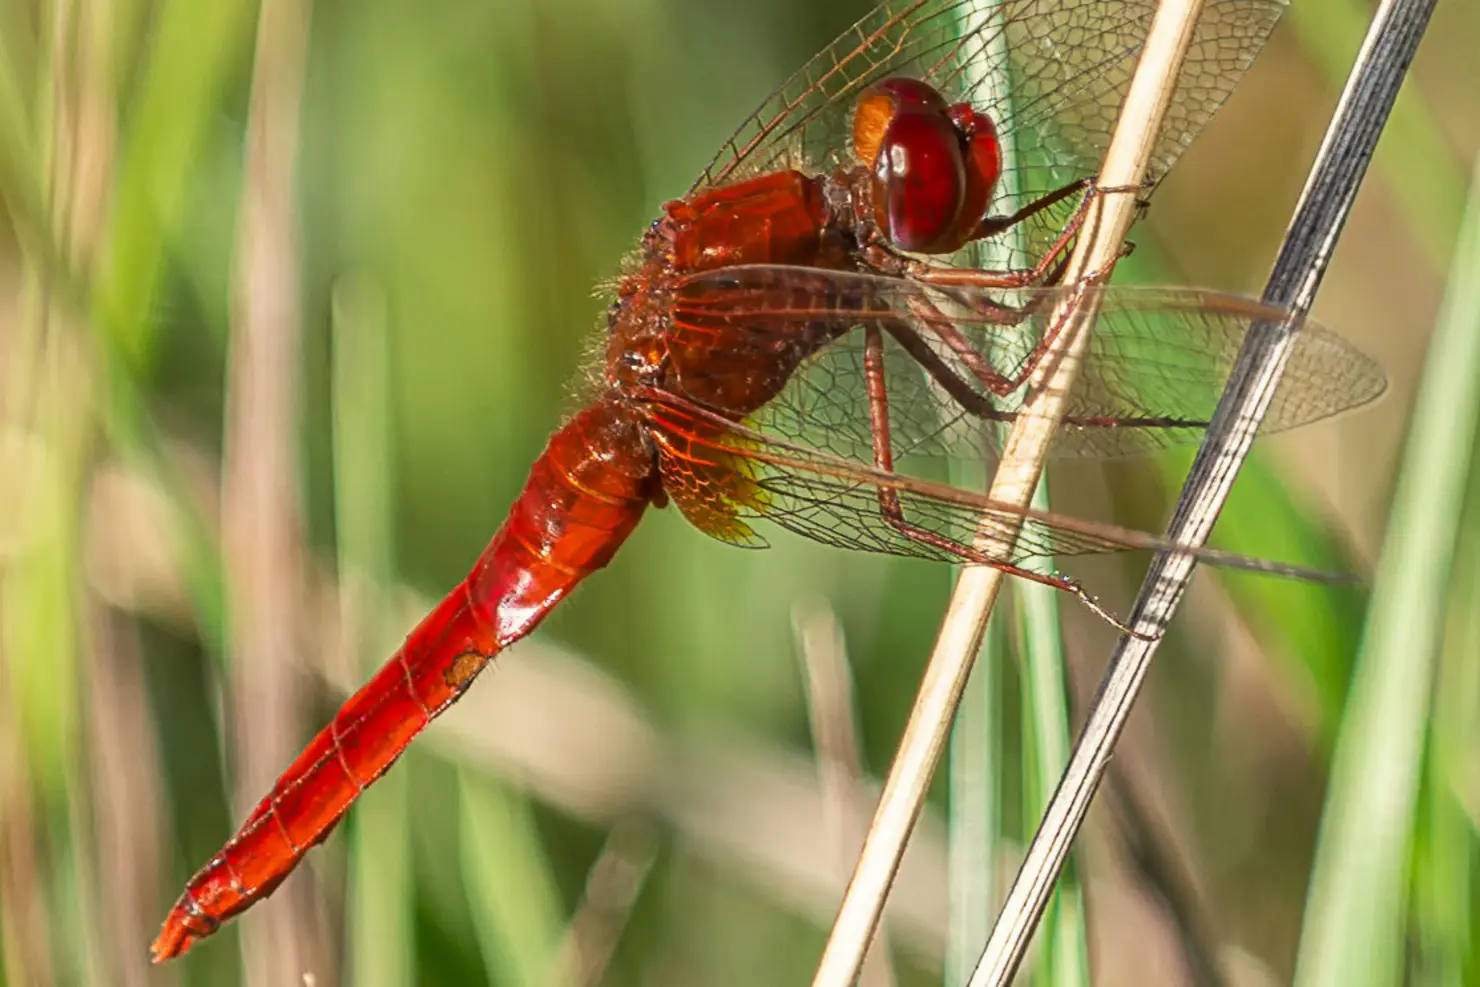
[969,1,1438,984]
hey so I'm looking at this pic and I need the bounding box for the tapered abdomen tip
[150,912,197,962]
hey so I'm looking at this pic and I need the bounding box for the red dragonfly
[152,0,1384,960]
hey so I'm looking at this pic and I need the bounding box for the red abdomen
[152,401,655,961]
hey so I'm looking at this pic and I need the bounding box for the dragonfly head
[851,77,1002,255]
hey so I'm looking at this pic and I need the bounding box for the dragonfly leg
[881,313,1207,453]
[901,273,1101,400]
[881,318,1013,423]
[869,266,1080,404]
[910,180,1148,290]
[975,177,1094,240]
[897,300,1022,396]
[862,324,1142,637]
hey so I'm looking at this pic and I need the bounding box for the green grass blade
[1292,145,1480,987]
[1410,431,1480,985]
[1013,480,1087,987]
[90,0,255,373]
[948,614,1003,987]
[0,2,44,262]
[332,278,414,986]
[958,0,1088,975]
[458,768,567,987]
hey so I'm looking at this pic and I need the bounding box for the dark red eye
[852,77,1004,254]
[872,110,966,252]
[946,104,1003,245]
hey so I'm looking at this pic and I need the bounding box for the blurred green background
[1,0,1478,985]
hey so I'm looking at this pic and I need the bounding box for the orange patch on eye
[852,90,894,166]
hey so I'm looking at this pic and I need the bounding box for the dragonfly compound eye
[852,78,1001,254]
[946,103,1002,247]
[871,108,966,253]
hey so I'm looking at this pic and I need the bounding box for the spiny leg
[903,271,1103,401]
[880,317,1204,440]
[875,276,1069,399]
[861,324,1139,636]
[880,318,1014,424]
[911,180,1148,290]
[976,178,1096,239]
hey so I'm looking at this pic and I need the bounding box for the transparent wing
[692,0,1286,269]
[643,398,1346,584]
[662,265,1386,465]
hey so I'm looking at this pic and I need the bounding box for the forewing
[665,266,1386,464]
[692,0,1286,268]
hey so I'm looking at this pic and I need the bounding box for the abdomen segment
[152,401,654,961]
